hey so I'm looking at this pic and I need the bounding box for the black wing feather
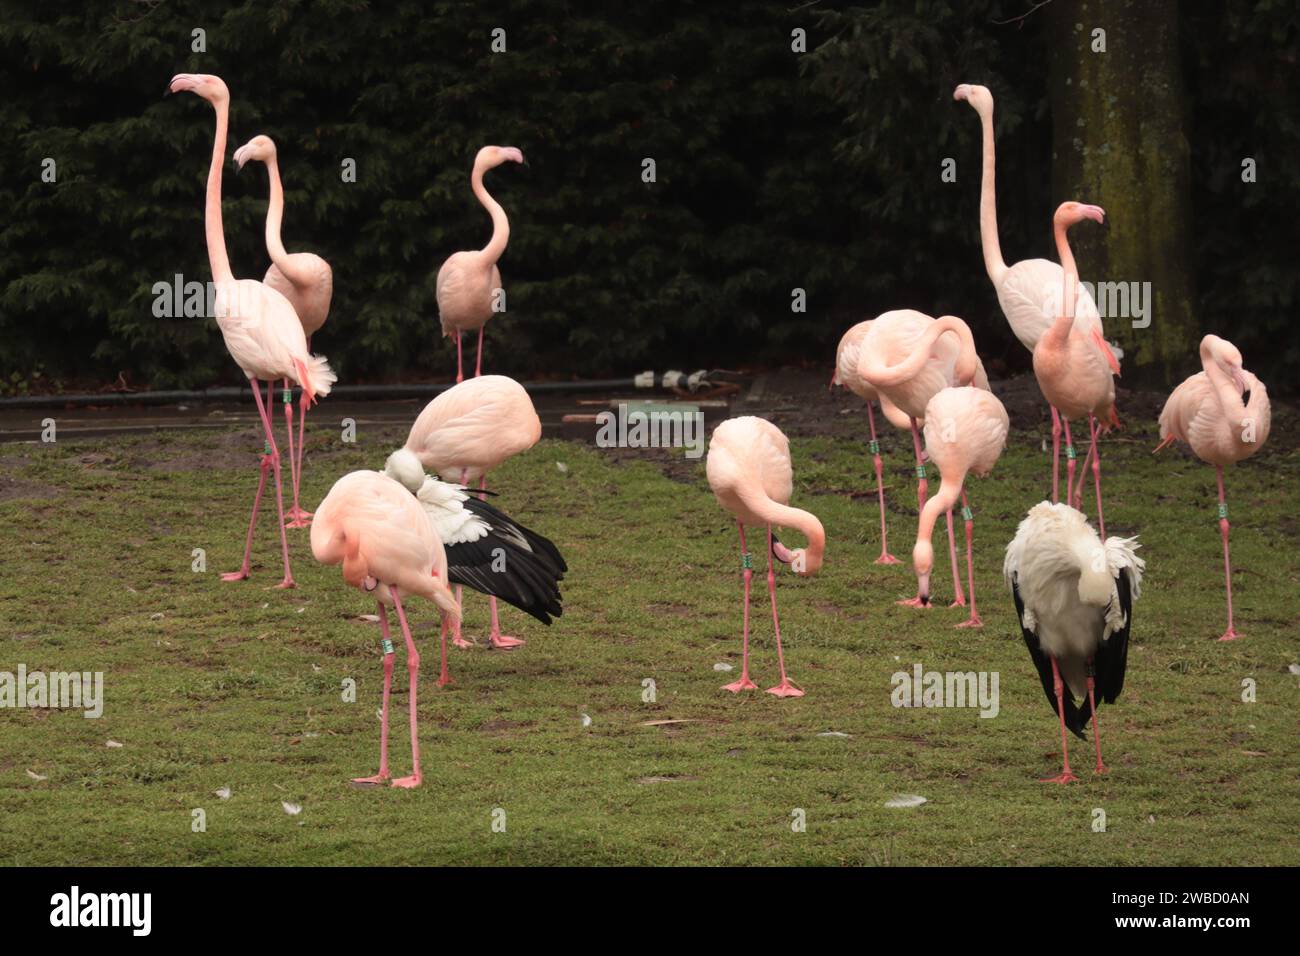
[1012,574,1088,739]
[1095,566,1133,704]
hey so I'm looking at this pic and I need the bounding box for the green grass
[0,402,1297,866]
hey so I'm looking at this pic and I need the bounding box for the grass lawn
[1,386,1297,866]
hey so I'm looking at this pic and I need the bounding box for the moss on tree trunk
[1048,0,1196,387]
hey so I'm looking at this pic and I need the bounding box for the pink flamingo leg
[451,466,474,648]
[455,331,464,384]
[910,418,928,511]
[283,383,312,528]
[353,603,395,785]
[867,403,900,565]
[945,507,966,607]
[765,526,804,698]
[955,489,982,628]
[436,615,453,687]
[481,474,525,649]
[388,587,422,788]
[474,326,484,378]
[1088,414,1105,540]
[723,522,758,692]
[1215,465,1240,642]
[280,380,298,519]
[249,380,295,588]
[1050,406,1062,503]
[1071,437,1092,512]
[221,448,271,582]
[1085,658,1106,773]
[1041,656,1078,784]
[1063,418,1077,510]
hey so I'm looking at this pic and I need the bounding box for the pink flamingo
[1005,503,1144,783]
[706,416,825,698]
[437,146,524,382]
[856,311,988,607]
[311,471,460,788]
[1156,336,1271,641]
[911,386,1008,627]
[954,83,1122,500]
[1033,202,1116,536]
[832,320,910,564]
[233,134,334,529]
[385,374,541,651]
[169,74,335,588]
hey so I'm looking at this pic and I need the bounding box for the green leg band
[1066,446,1077,460]
[1217,503,1228,520]
[961,505,973,522]
[916,465,927,479]
[282,387,292,405]
[868,440,880,455]
[263,440,272,456]
[381,639,394,655]
[741,552,753,571]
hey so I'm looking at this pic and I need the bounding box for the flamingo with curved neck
[436,145,524,382]
[1156,335,1271,640]
[955,83,1120,502]
[857,312,986,608]
[168,74,336,589]
[706,416,825,698]
[234,134,334,529]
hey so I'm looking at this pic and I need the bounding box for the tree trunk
[1048,0,1195,388]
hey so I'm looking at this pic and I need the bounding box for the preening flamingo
[384,374,542,650]
[856,311,988,606]
[1033,202,1116,535]
[233,134,334,529]
[913,386,1009,627]
[706,416,825,698]
[954,83,1121,499]
[1004,502,1144,783]
[168,74,336,589]
[832,320,911,564]
[437,146,524,382]
[1156,335,1270,641]
[311,471,460,788]
[391,468,567,687]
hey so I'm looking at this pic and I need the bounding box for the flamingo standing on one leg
[856,311,989,607]
[388,465,567,687]
[233,134,333,529]
[911,386,1009,627]
[1156,336,1270,641]
[1032,202,1116,537]
[384,374,541,651]
[437,146,524,383]
[168,74,336,588]
[954,83,1122,500]
[706,416,825,698]
[311,471,460,788]
[1004,502,1144,783]
[832,320,910,564]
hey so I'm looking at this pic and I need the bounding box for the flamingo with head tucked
[437,146,524,382]
[1033,202,1116,537]
[1156,336,1270,641]
[832,320,911,565]
[168,74,336,588]
[954,83,1121,500]
[706,416,825,698]
[233,134,334,529]
[311,470,460,788]
[856,311,988,607]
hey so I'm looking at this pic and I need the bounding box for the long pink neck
[916,477,962,560]
[975,103,1007,287]
[262,156,309,287]
[1201,341,1248,420]
[473,162,509,265]
[859,316,974,388]
[204,97,234,284]
[1042,219,1082,351]
[752,498,825,567]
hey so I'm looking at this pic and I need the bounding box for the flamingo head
[167,73,229,105]
[1053,201,1106,228]
[953,83,992,114]
[233,134,277,170]
[1203,335,1248,393]
[912,539,934,606]
[475,145,525,171]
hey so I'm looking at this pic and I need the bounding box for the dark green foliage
[0,2,1296,390]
